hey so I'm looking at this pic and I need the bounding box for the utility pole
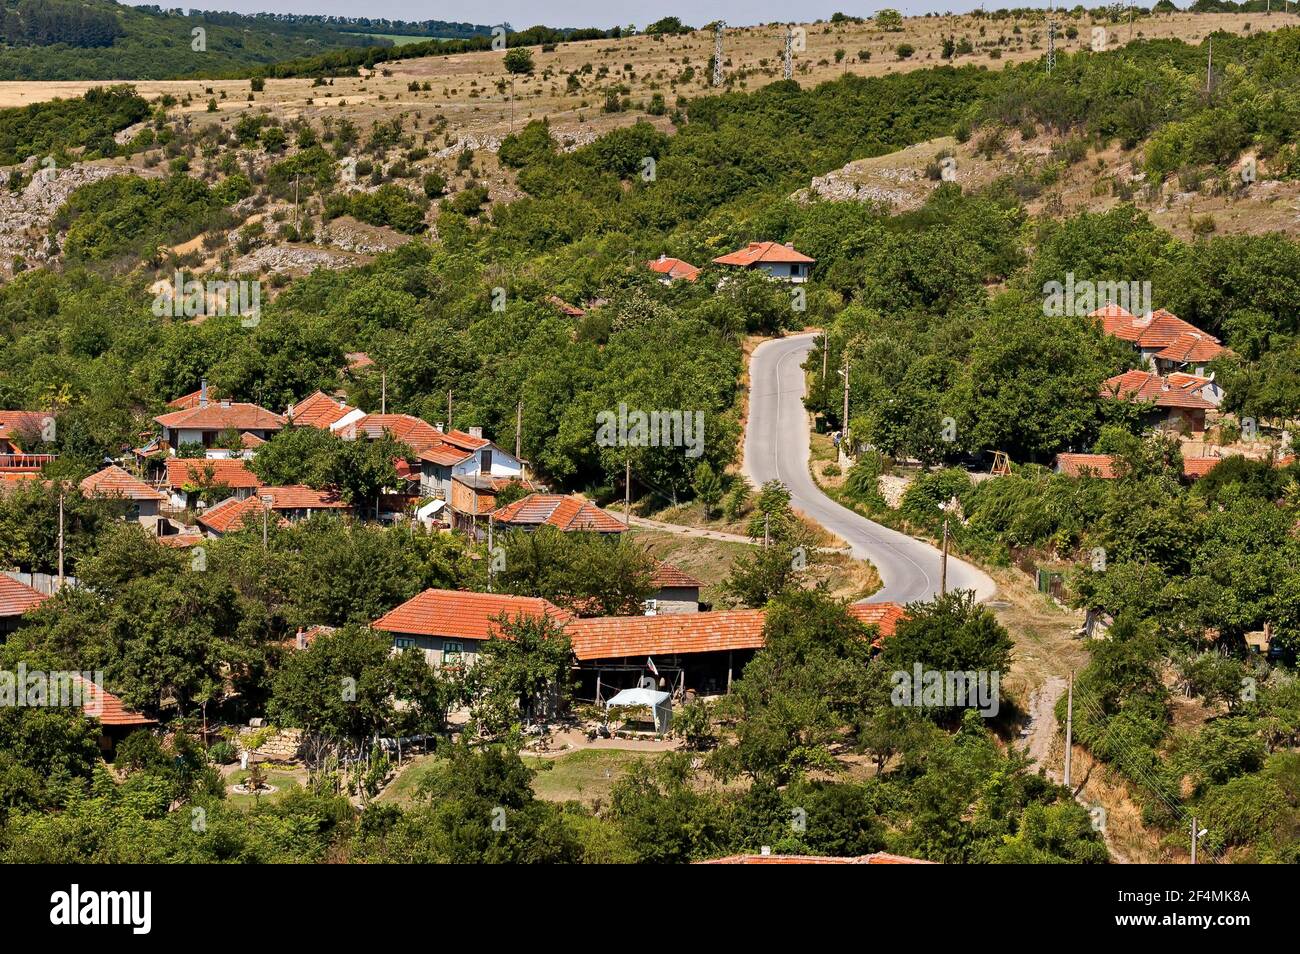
[1191,816,1199,864]
[293,173,300,229]
[1063,670,1074,789]
[821,330,828,385]
[1046,16,1056,74]
[712,21,726,87]
[380,371,386,415]
[57,488,65,587]
[841,353,850,439]
[262,502,269,548]
[624,455,631,527]
[763,513,770,548]
[515,401,522,460]
[487,515,494,592]
[1207,38,1213,95]
[446,389,453,431]
[940,514,949,596]
[783,25,794,81]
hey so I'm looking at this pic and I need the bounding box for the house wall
[650,586,700,614]
[389,632,481,669]
[754,262,809,282]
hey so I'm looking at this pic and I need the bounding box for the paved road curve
[743,332,996,605]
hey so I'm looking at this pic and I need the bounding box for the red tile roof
[1089,303,1138,340]
[257,485,351,510]
[492,494,626,533]
[1091,306,1223,359]
[1100,371,1216,409]
[650,560,704,589]
[198,496,273,534]
[372,588,572,640]
[79,465,166,502]
[647,256,701,281]
[240,432,266,449]
[168,387,223,409]
[438,428,491,451]
[350,414,445,454]
[1055,453,1119,479]
[700,852,933,864]
[155,402,285,432]
[155,533,204,549]
[345,352,374,371]
[847,602,908,641]
[419,443,473,467]
[566,609,767,661]
[713,241,815,267]
[1154,331,1225,364]
[0,575,48,617]
[70,674,156,727]
[286,391,356,429]
[0,410,48,446]
[1182,457,1224,479]
[546,295,586,317]
[165,457,260,490]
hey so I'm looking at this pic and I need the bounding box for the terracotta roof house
[1054,453,1119,479]
[1089,305,1227,374]
[0,574,49,637]
[713,241,814,282]
[285,391,363,431]
[699,851,933,864]
[567,601,905,697]
[68,674,156,750]
[345,352,374,372]
[79,465,167,527]
[648,560,704,614]
[257,484,352,520]
[647,255,701,283]
[1055,451,1226,481]
[197,495,281,536]
[0,409,49,453]
[163,457,260,509]
[154,398,284,453]
[372,588,572,668]
[1100,370,1215,435]
[492,493,626,534]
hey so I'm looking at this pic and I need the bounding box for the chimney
[199,379,208,408]
[659,253,666,262]
[296,628,306,650]
[435,422,445,432]
[759,845,771,856]
[469,426,483,439]
[220,399,231,408]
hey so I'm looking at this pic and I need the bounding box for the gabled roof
[167,388,221,410]
[1091,305,1223,357]
[650,559,704,589]
[566,608,767,661]
[1055,453,1119,479]
[198,495,273,534]
[713,241,815,267]
[846,602,908,644]
[438,428,490,451]
[1154,331,1226,364]
[647,256,701,281]
[164,457,260,490]
[0,410,47,445]
[155,402,285,432]
[69,674,156,727]
[1100,371,1216,410]
[699,852,933,864]
[0,575,49,618]
[350,414,445,454]
[286,391,356,429]
[372,588,572,640]
[240,431,266,449]
[79,465,166,502]
[419,443,474,467]
[256,485,351,510]
[492,493,626,533]
[1089,303,1138,340]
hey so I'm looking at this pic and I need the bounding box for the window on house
[443,640,464,663]
[480,449,492,473]
[394,637,416,650]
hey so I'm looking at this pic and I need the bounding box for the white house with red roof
[647,255,701,283]
[1090,304,1227,375]
[79,465,167,528]
[372,588,572,668]
[154,383,284,456]
[713,241,815,282]
[1100,369,1217,435]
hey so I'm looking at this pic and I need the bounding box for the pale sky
[133,1,1145,32]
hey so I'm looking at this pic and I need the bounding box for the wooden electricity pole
[446,390,453,431]
[57,488,65,587]
[624,455,631,527]
[515,401,523,460]
[940,514,949,596]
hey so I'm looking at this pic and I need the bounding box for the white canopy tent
[604,687,672,734]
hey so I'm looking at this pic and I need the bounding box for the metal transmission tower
[784,25,794,80]
[1046,16,1057,74]
[713,21,726,87]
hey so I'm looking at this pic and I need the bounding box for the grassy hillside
[0,0,381,80]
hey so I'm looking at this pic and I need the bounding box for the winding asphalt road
[743,332,996,606]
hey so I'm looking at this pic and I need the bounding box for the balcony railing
[0,453,57,471]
